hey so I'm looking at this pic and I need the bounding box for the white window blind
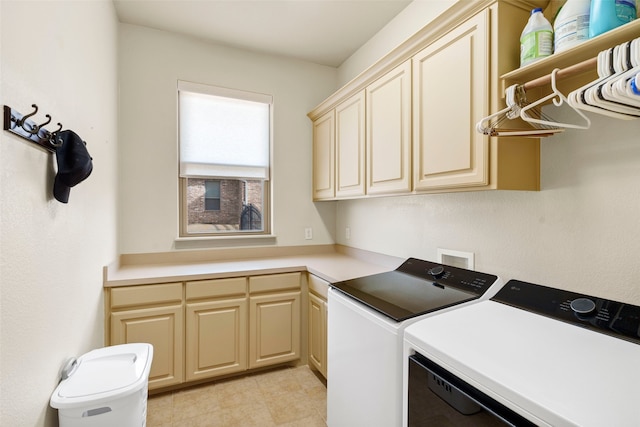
[178,81,272,180]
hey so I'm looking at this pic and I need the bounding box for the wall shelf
[502,19,640,92]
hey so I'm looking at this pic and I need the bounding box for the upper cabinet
[412,11,489,191]
[312,110,335,200]
[335,91,366,198]
[308,0,542,200]
[367,60,412,195]
[310,60,413,200]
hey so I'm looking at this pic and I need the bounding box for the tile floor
[147,365,327,427]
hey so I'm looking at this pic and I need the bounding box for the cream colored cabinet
[185,277,247,382]
[309,1,539,198]
[312,91,366,200]
[106,272,302,391]
[335,91,366,198]
[249,272,301,368]
[109,282,184,390]
[312,71,408,200]
[412,4,539,192]
[412,10,489,191]
[307,274,328,378]
[312,110,335,200]
[366,60,412,195]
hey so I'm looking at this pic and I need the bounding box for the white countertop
[104,245,404,287]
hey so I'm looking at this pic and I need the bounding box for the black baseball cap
[53,130,93,203]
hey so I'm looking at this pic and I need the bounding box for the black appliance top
[493,280,640,345]
[331,257,499,322]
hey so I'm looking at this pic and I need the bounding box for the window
[178,81,272,236]
[204,180,220,211]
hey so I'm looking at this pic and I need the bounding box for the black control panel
[493,280,640,345]
[398,258,498,296]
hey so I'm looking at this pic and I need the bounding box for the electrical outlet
[304,227,313,240]
[345,227,351,240]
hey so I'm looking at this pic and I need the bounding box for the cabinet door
[335,91,366,198]
[111,305,184,390]
[185,298,247,382]
[366,60,412,195]
[412,10,489,191]
[249,291,301,368]
[312,110,335,200]
[308,292,327,378]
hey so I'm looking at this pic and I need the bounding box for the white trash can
[50,343,154,427]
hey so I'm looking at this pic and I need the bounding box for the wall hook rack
[3,104,64,152]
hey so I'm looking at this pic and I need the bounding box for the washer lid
[51,343,153,408]
[404,301,640,427]
[330,258,500,321]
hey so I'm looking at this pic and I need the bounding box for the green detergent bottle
[589,0,636,38]
[520,8,554,67]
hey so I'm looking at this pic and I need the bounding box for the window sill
[174,234,277,250]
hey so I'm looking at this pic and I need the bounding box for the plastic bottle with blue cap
[589,0,636,38]
[520,8,554,67]
[632,74,640,95]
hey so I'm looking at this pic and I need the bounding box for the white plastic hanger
[520,68,591,129]
[475,105,513,136]
[610,39,640,108]
[475,84,564,137]
[475,84,518,135]
[586,42,640,116]
[568,48,639,119]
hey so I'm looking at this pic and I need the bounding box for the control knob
[570,298,597,316]
[428,266,445,279]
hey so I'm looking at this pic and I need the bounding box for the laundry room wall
[0,1,118,426]
[337,0,456,85]
[117,24,338,254]
[335,1,640,305]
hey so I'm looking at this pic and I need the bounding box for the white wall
[118,25,338,254]
[338,0,455,85]
[0,1,118,426]
[336,2,640,304]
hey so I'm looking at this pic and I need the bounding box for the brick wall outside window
[187,178,263,229]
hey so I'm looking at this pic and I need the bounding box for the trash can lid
[50,343,153,409]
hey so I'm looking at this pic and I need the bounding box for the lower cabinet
[106,272,301,391]
[109,282,184,390]
[308,274,328,378]
[185,277,247,382]
[249,273,301,368]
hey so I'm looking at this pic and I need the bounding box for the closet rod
[522,56,598,90]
